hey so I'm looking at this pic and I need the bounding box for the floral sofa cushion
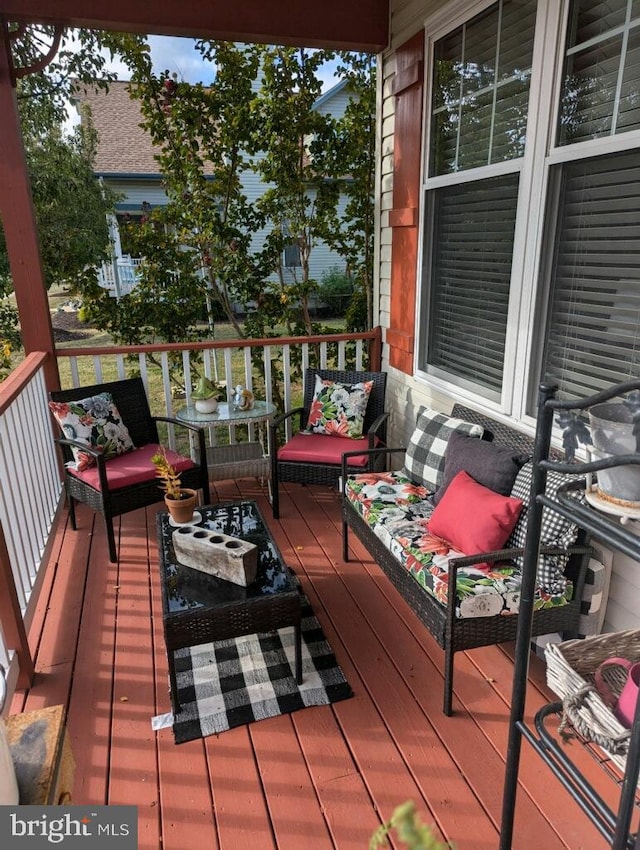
[345,471,573,619]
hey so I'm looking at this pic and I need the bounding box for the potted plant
[192,376,223,414]
[151,447,198,524]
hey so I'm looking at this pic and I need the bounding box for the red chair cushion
[68,444,196,491]
[277,433,372,467]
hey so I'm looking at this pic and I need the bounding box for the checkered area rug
[171,595,353,744]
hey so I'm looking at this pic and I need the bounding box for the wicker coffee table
[156,500,302,714]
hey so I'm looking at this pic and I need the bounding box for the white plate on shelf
[584,489,640,523]
[168,510,202,528]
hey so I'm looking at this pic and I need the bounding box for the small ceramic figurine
[239,389,255,411]
[233,384,244,409]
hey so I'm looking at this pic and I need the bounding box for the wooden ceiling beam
[0,0,389,51]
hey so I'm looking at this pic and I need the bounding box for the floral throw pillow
[49,392,135,472]
[305,374,374,439]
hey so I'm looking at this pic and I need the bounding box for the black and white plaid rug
[169,595,353,744]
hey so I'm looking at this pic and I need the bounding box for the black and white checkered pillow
[507,461,579,592]
[401,406,484,491]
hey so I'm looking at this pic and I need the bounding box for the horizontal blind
[542,149,640,399]
[426,173,519,395]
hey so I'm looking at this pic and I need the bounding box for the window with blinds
[558,0,640,144]
[420,0,536,398]
[537,150,640,401]
[425,174,519,398]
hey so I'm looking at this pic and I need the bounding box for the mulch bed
[51,310,93,343]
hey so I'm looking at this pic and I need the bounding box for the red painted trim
[0,523,34,689]
[388,32,424,375]
[389,207,418,228]
[0,24,59,393]
[385,328,414,354]
[55,328,383,359]
[0,0,389,51]
[391,60,423,96]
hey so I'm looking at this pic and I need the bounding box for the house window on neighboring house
[531,0,640,406]
[283,222,302,269]
[284,240,301,269]
[418,0,538,401]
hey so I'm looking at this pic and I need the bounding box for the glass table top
[157,500,296,615]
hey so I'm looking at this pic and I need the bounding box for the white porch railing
[55,330,379,447]
[97,256,142,298]
[0,353,62,697]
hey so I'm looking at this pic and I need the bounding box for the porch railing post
[0,521,34,691]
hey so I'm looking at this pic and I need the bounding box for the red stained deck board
[292,706,384,850]
[66,514,121,806]
[205,725,277,850]
[108,508,161,850]
[248,714,335,850]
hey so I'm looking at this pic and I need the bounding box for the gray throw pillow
[433,431,530,505]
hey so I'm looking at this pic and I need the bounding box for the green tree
[0,26,146,367]
[69,41,375,356]
[79,42,271,346]
[247,46,337,338]
[316,52,376,331]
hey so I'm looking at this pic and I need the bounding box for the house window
[416,0,640,414]
[281,220,301,269]
[535,150,640,401]
[283,240,301,269]
[532,0,640,406]
[558,0,640,145]
[419,0,537,399]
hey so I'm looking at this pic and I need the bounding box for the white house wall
[380,0,640,632]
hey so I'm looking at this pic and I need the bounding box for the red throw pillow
[428,470,524,564]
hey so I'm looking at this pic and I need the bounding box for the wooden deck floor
[10,477,620,849]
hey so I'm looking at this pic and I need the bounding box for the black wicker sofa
[341,403,592,716]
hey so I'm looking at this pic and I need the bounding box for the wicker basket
[545,629,640,775]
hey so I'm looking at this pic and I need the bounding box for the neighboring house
[73,78,353,297]
[379,0,640,632]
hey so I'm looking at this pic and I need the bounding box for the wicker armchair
[269,368,388,519]
[49,377,210,562]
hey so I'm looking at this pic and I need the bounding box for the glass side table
[175,401,277,489]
